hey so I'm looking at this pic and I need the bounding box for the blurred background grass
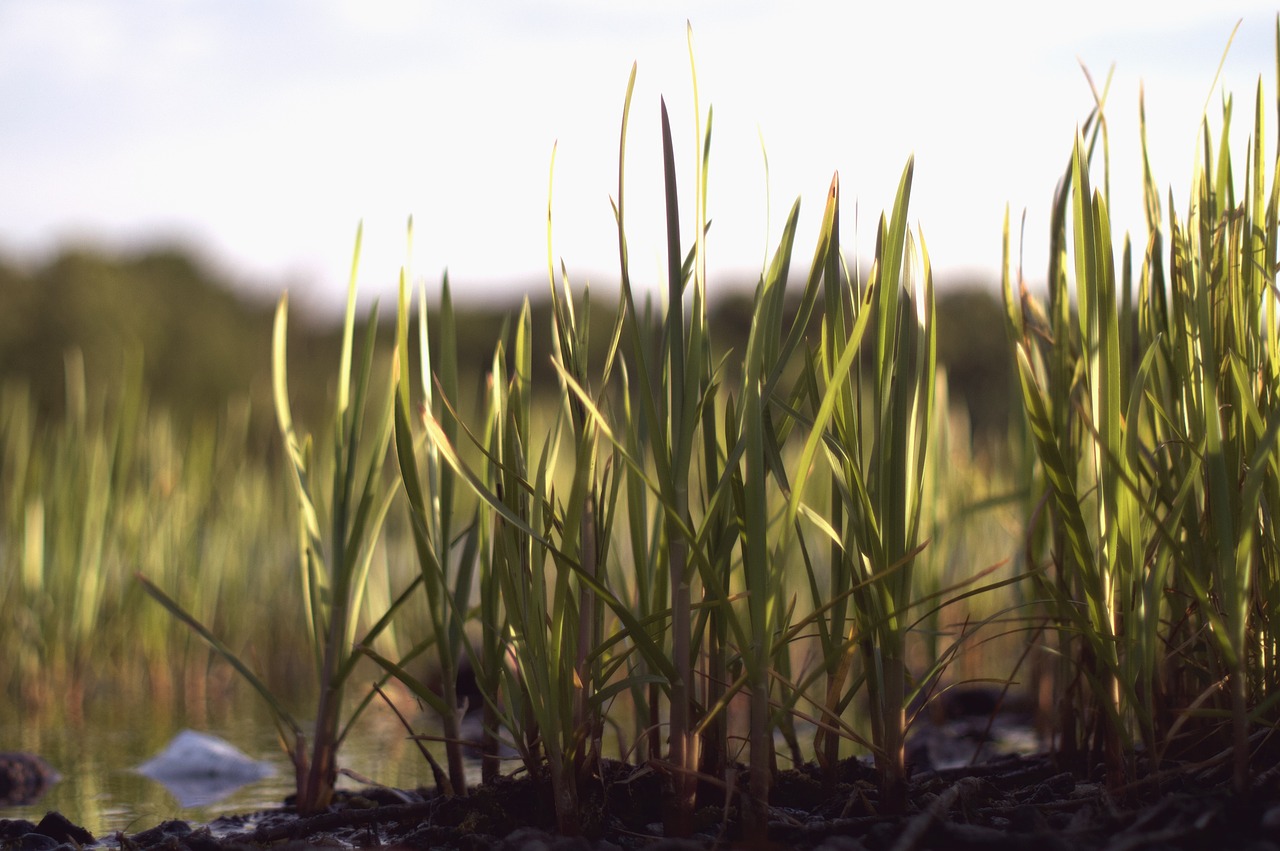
[0,245,1013,440]
[0,243,1016,714]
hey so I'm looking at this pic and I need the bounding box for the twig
[372,682,453,797]
[889,777,982,851]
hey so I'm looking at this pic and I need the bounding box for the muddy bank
[6,750,1280,850]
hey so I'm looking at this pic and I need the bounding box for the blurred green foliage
[0,245,1011,443]
[0,248,276,440]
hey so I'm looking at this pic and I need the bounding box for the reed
[360,261,480,798]
[140,227,415,814]
[1004,19,1280,792]
[0,353,299,712]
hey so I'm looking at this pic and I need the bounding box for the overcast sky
[2,2,1276,311]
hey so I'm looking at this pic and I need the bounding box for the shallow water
[0,696,450,838]
[0,685,1042,839]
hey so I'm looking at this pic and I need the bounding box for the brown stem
[878,657,908,814]
[438,661,469,796]
[647,682,661,762]
[1232,668,1250,794]
[482,687,501,784]
[664,532,694,838]
[301,686,339,814]
[575,492,601,785]
[745,676,771,837]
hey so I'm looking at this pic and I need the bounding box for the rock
[130,818,193,846]
[136,730,274,807]
[0,819,38,842]
[33,812,94,846]
[0,752,58,805]
[11,833,59,851]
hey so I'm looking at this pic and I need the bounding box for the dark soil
[5,750,1280,851]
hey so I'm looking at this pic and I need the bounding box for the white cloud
[0,1,126,81]
[2,1,1278,309]
[325,0,433,35]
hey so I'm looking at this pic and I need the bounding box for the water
[0,695,445,839]
[0,687,1046,840]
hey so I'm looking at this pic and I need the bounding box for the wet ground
[5,748,1280,850]
[0,703,439,836]
[5,691,1278,850]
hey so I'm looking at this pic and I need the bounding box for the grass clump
[1005,20,1280,793]
[375,31,954,837]
[141,226,414,814]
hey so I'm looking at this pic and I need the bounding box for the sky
[2,1,1277,313]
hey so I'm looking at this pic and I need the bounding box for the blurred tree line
[0,245,1013,448]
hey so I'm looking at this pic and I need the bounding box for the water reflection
[0,752,57,805]
[136,730,275,807]
[0,697,440,837]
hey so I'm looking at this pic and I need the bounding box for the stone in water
[137,730,274,807]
